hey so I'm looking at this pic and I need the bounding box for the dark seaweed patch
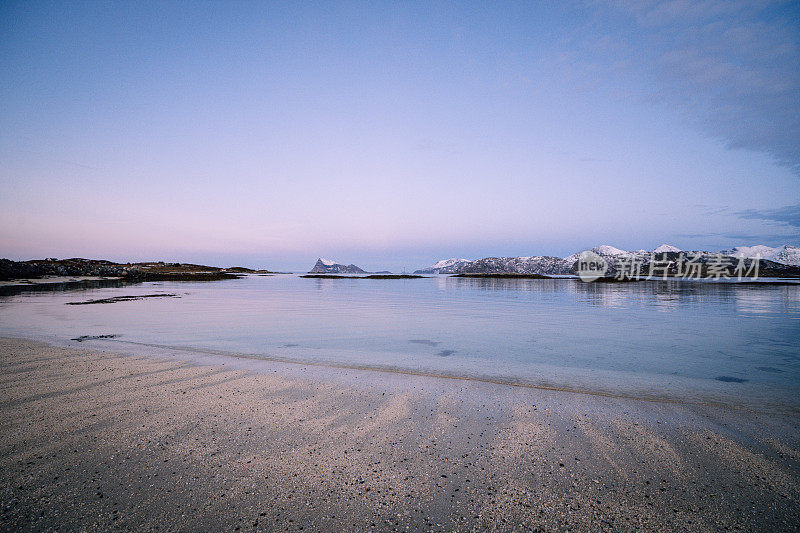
[715,376,749,383]
[71,334,118,342]
[66,294,178,305]
[409,339,440,347]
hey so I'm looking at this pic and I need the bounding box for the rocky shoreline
[0,258,270,283]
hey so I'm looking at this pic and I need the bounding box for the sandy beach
[1,337,798,531]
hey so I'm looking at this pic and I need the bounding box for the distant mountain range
[415,244,800,276]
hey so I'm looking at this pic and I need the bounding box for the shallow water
[1,275,799,410]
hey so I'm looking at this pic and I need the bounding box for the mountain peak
[414,258,472,274]
[309,258,367,274]
[653,244,681,253]
[591,245,629,256]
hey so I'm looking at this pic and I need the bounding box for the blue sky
[1,0,798,271]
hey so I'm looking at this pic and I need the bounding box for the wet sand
[1,337,798,531]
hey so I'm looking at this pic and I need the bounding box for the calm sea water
[1,275,799,410]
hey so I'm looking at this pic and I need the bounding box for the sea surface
[1,274,799,411]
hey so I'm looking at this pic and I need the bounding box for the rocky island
[0,258,273,291]
[308,258,367,274]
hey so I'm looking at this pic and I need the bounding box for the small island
[300,274,425,279]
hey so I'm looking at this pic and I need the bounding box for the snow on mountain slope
[566,244,680,261]
[563,245,635,266]
[591,245,629,256]
[414,258,472,274]
[432,258,471,269]
[455,256,573,275]
[720,245,776,259]
[653,244,681,253]
[417,243,800,277]
[546,243,798,271]
[774,246,800,266]
[720,245,800,266]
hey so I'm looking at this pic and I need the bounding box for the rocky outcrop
[309,258,366,274]
[0,258,129,280]
[0,258,243,282]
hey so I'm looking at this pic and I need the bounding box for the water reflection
[0,279,133,298]
[1,274,798,409]
[736,288,777,315]
[444,276,800,315]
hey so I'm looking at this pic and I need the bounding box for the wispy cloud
[676,231,795,246]
[604,0,800,172]
[735,204,800,227]
[694,204,730,216]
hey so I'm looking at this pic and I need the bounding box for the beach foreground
[1,338,798,531]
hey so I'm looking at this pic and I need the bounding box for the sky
[1,0,798,272]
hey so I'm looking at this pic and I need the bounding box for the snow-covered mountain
[568,244,680,258]
[308,258,366,274]
[416,243,800,277]
[719,245,800,266]
[454,256,573,275]
[414,258,472,274]
[562,244,800,278]
[562,244,637,265]
[774,246,800,266]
